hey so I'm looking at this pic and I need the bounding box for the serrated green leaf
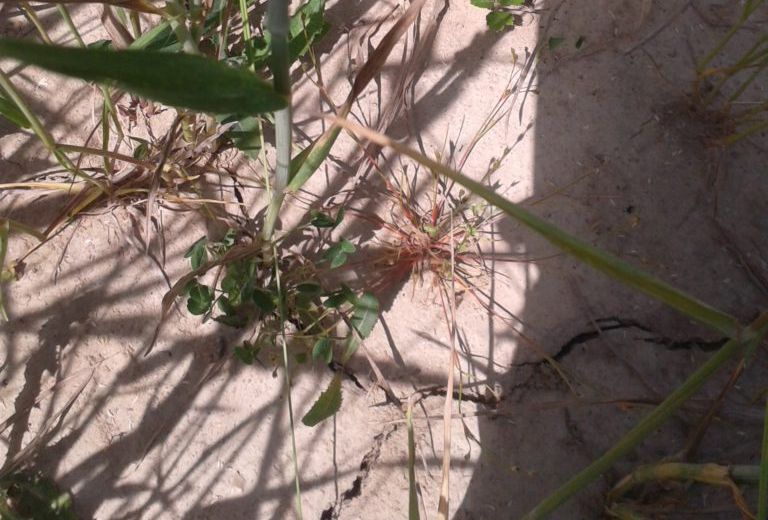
[301,372,342,427]
[312,336,333,364]
[351,290,379,338]
[0,38,286,114]
[470,0,494,8]
[184,236,208,270]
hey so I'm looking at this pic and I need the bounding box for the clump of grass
[692,0,768,143]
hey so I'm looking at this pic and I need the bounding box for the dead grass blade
[407,396,420,520]
[0,371,92,475]
[286,0,430,192]
[436,213,457,520]
[0,220,9,321]
[607,462,757,520]
[144,115,181,254]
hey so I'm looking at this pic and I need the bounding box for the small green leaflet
[548,36,565,49]
[252,288,276,312]
[234,340,260,365]
[323,237,356,269]
[0,38,286,114]
[184,236,208,270]
[310,207,344,228]
[302,372,342,427]
[185,280,214,315]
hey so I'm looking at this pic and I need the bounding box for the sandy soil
[1,1,767,519]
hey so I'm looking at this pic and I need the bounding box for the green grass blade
[523,336,744,519]
[520,312,768,520]
[286,124,342,192]
[0,38,286,114]
[760,391,768,520]
[0,93,30,128]
[330,117,741,339]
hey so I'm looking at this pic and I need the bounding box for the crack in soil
[320,425,398,520]
[513,316,727,367]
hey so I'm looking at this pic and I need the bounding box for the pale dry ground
[1,1,768,520]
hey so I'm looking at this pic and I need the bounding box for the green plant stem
[0,68,106,193]
[407,398,420,520]
[19,2,52,44]
[724,119,768,143]
[238,0,251,56]
[217,0,234,60]
[728,54,768,103]
[705,42,768,105]
[55,3,123,171]
[129,10,142,38]
[262,0,292,241]
[0,220,9,321]
[56,4,85,46]
[759,393,768,520]
[522,336,746,520]
[165,1,200,55]
[273,244,303,519]
[696,0,764,74]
